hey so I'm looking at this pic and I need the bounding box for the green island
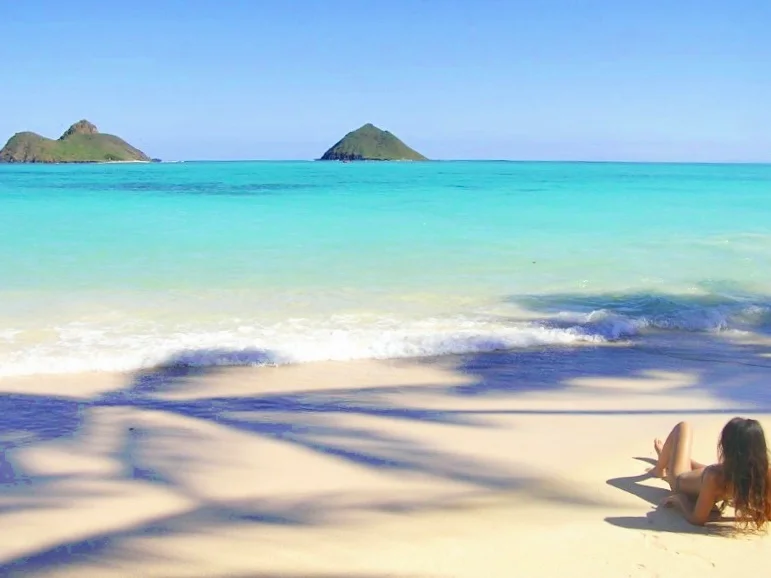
[0,120,151,163]
[320,123,427,161]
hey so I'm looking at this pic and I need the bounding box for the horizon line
[154,159,771,166]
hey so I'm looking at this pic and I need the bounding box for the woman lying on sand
[650,417,771,528]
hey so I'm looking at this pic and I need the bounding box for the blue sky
[1,0,768,161]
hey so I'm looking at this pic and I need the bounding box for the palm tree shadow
[6,278,771,573]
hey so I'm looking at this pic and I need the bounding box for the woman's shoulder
[702,464,732,499]
[702,464,724,485]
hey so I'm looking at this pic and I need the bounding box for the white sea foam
[0,317,600,377]
[0,301,767,377]
[0,329,20,343]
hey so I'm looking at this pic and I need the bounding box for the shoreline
[2,324,768,381]
[0,159,152,165]
[2,342,770,576]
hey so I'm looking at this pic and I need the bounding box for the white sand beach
[1,336,770,577]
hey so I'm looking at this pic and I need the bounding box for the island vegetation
[0,120,151,163]
[320,123,427,161]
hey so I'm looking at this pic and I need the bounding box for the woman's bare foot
[648,438,666,478]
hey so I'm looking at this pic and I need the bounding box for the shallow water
[1,161,770,375]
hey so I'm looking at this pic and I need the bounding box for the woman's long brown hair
[719,417,771,529]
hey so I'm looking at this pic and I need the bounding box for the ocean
[1,160,770,377]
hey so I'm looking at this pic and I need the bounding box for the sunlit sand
[2,336,770,576]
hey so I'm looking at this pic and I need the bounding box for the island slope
[320,123,427,161]
[0,120,150,163]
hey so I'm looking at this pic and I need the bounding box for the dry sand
[1,338,771,577]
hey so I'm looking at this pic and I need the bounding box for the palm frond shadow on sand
[3,287,771,572]
[0,351,605,576]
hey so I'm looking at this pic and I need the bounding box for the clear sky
[1,0,769,161]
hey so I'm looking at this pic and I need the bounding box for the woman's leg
[650,421,694,491]
[654,440,705,471]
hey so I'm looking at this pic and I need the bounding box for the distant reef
[319,123,427,161]
[0,120,151,163]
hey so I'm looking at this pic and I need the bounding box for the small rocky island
[320,123,427,161]
[0,120,151,163]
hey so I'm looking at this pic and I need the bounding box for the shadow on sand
[2,288,771,573]
[604,458,737,536]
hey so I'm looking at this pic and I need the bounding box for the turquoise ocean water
[1,161,770,376]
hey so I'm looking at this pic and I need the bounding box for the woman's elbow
[686,513,708,526]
